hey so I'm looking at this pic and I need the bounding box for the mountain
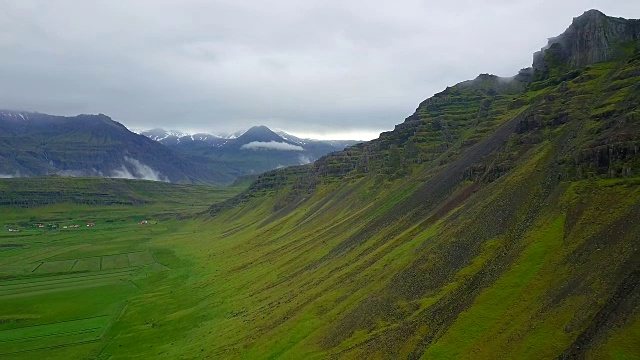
[197,10,640,358]
[140,125,360,177]
[0,111,357,184]
[0,111,232,184]
[235,125,287,144]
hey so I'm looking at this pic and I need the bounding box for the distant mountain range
[0,110,359,184]
[138,126,359,181]
[140,128,243,145]
[139,127,356,150]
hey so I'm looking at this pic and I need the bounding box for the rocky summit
[534,9,640,74]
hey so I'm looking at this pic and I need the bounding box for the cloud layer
[0,1,637,139]
[112,157,168,182]
[241,141,305,151]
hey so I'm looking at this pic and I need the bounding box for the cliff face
[534,10,640,74]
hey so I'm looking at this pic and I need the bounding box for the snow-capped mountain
[140,125,360,175]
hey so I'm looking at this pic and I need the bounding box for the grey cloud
[0,1,638,139]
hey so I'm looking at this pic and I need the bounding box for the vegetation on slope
[191,31,640,358]
[1,11,638,359]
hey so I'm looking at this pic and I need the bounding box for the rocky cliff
[533,9,640,76]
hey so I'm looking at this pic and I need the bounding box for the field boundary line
[0,274,132,293]
[30,262,43,273]
[0,268,135,287]
[39,244,90,262]
[0,338,101,356]
[125,279,141,290]
[149,249,173,270]
[92,301,129,359]
[0,314,109,333]
[45,250,150,263]
[0,327,102,344]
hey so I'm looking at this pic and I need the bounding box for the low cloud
[298,155,312,164]
[111,157,168,182]
[241,141,305,151]
[0,172,19,178]
[55,169,87,177]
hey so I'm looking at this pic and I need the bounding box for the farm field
[0,222,168,358]
[0,178,243,358]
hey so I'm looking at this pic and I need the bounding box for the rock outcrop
[533,10,640,74]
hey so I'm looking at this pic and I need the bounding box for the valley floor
[1,179,638,359]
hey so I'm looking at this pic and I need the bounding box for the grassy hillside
[188,42,638,358]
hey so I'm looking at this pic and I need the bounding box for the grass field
[0,178,244,358]
[0,217,169,357]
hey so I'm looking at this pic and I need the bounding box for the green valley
[0,179,243,358]
[1,8,639,360]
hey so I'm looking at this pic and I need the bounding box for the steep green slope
[183,12,640,359]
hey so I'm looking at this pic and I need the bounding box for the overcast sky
[0,1,637,140]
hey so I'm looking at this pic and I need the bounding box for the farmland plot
[100,254,130,270]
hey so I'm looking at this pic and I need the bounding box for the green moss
[421,215,565,359]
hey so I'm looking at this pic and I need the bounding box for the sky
[0,1,638,140]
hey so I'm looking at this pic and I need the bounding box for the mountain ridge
[139,125,360,178]
[198,11,640,357]
[139,125,360,147]
[0,112,359,184]
[210,9,640,212]
[0,111,234,183]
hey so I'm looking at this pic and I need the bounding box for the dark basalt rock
[533,10,640,75]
